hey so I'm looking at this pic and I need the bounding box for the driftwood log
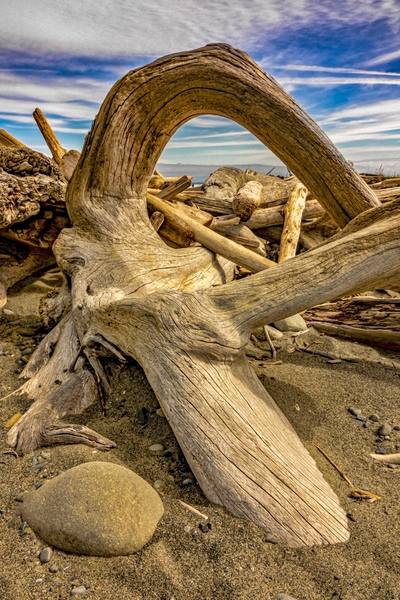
[4,44,399,549]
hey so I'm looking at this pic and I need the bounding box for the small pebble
[149,444,164,453]
[35,578,43,584]
[16,327,36,336]
[71,586,87,595]
[327,359,342,364]
[369,414,380,422]
[363,421,371,429]
[375,448,387,454]
[346,512,356,522]
[348,407,362,416]
[153,479,164,490]
[14,369,22,375]
[156,408,166,418]
[199,522,212,533]
[393,425,400,431]
[2,308,15,315]
[137,407,148,426]
[276,595,299,600]
[266,533,279,544]
[378,423,392,436]
[182,479,193,486]
[39,547,53,563]
[16,359,25,366]
[49,565,59,573]
[353,419,364,427]
[388,464,397,469]
[22,347,34,356]
[40,451,51,460]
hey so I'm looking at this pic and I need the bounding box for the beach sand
[0,271,399,600]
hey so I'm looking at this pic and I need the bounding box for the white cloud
[269,64,400,77]
[1,0,399,58]
[366,48,400,66]
[279,76,400,87]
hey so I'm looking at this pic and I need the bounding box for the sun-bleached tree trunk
[5,44,399,548]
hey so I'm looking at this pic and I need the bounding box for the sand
[0,271,399,600]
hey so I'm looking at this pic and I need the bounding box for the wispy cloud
[366,48,400,66]
[1,0,400,58]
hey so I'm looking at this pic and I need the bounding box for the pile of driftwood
[1,112,399,347]
[1,44,400,549]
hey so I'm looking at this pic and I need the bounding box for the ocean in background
[157,159,400,185]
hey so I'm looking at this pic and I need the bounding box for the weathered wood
[232,180,263,221]
[247,198,323,229]
[148,192,275,271]
[5,44,393,547]
[148,169,165,189]
[33,108,67,165]
[60,149,80,181]
[149,210,165,232]
[210,219,266,256]
[279,182,308,262]
[147,196,194,247]
[201,166,246,200]
[307,322,400,351]
[0,171,66,229]
[0,129,25,147]
[157,175,192,200]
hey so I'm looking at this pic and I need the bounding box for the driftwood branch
[4,44,392,548]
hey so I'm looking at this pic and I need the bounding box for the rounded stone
[71,586,87,595]
[266,533,279,544]
[39,547,53,563]
[20,461,164,556]
[348,407,362,416]
[273,314,307,332]
[378,423,392,436]
[276,595,299,600]
[149,444,164,453]
[369,414,380,422]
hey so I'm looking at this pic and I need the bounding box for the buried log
[4,44,396,548]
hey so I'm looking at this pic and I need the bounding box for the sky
[1,0,400,175]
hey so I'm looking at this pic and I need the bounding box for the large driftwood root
[3,44,398,547]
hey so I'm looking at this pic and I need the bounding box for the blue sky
[1,0,400,174]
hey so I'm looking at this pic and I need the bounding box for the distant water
[157,159,399,184]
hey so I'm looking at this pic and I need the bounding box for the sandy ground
[0,270,399,600]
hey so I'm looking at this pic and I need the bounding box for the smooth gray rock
[71,586,87,595]
[276,595,299,600]
[378,423,392,436]
[20,461,164,556]
[273,314,307,332]
[39,547,52,563]
[253,324,283,341]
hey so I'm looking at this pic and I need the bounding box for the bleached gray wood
[5,44,394,547]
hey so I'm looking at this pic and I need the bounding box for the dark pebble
[14,369,22,375]
[363,421,371,429]
[39,547,53,563]
[393,425,400,431]
[137,407,148,426]
[375,437,384,443]
[375,448,387,454]
[348,407,362,416]
[199,522,212,533]
[19,521,27,531]
[21,348,34,356]
[346,512,356,522]
[378,423,392,436]
[16,359,25,366]
[30,462,46,472]
[266,533,279,544]
[369,414,380,422]
[0,509,6,515]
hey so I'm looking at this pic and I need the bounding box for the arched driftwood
[5,44,400,548]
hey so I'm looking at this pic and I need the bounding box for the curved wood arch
[69,43,378,228]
